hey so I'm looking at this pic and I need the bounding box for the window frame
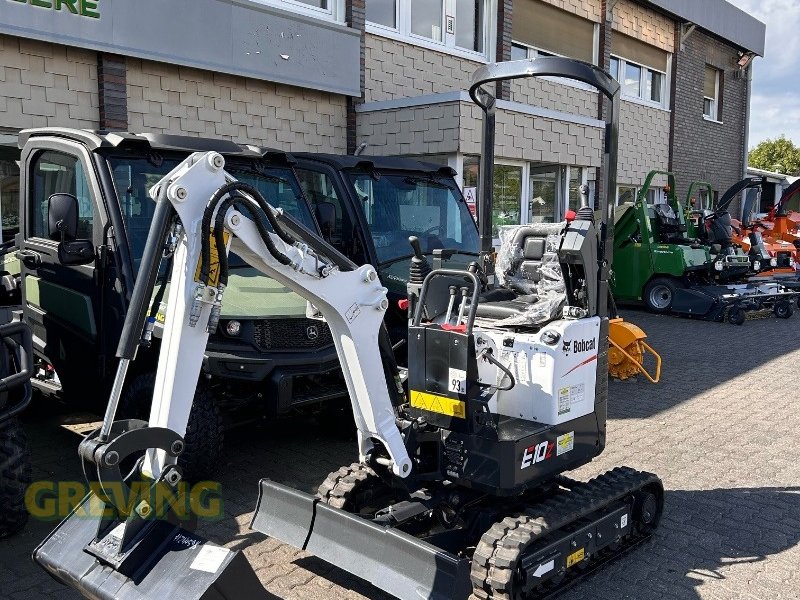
[365,0,496,62]
[510,41,600,92]
[248,0,345,23]
[609,53,670,110]
[703,67,721,122]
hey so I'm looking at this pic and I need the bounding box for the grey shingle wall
[618,101,671,184]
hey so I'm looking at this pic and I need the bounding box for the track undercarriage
[316,463,663,599]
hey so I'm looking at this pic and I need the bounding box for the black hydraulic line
[116,189,175,360]
[147,254,173,320]
[200,182,296,284]
[479,348,515,391]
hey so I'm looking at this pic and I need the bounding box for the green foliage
[749,136,800,176]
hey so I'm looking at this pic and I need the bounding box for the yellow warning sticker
[409,390,466,419]
[195,231,231,287]
[566,547,585,568]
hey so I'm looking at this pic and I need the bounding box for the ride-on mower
[612,171,799,323]
[34,58,663,600]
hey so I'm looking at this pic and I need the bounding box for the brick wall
[0,34,99,130]
[126,58,347,152]
[670,29,747,212]
[618,102,670,184]
[364,34,480,103]
[612,0,674,52]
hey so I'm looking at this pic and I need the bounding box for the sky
[727,0,800,148]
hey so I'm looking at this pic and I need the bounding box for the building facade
[0,0,765,240]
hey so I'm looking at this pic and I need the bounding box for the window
[30,151,94,240]
[367,0,396,28]
[252,0,344,22]
[347,172,478,262]
[0,149,20,243]
[617,185,636,206]
[492,164,523,235]
[296,167,362,261]
[366,0,489,58]
[512,0,597,64]
[704,66,721,121]
[610,33,669,107]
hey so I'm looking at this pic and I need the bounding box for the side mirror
[48,193,79,242]
[315,202,336,240]
[47,193,94,265]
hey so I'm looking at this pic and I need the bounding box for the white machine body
[476,316,601,425]
[143,152,412,479]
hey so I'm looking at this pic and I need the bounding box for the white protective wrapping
[494,223,567,326]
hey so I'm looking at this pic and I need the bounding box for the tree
[748,135,800,175]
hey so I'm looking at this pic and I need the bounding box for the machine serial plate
[410,390,466,419]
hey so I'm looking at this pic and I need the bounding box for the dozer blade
[34,493,272,600]
[251,479,473,600]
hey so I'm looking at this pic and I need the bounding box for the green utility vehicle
[10,129,346,478]
[612,170,752,312]
[293,154,480,353]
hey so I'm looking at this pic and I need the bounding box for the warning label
[558,384,585,415]
[194,231,230,287]
[410,390,466,419]
[556,431,574,456]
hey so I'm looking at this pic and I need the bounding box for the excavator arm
[141,151,410,479]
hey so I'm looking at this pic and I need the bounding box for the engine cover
[475,317,601,425]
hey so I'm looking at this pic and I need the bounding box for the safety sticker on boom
[410,390,466,419]
[194,231,231,287]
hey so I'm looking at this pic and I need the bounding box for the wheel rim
[648,284,672,310]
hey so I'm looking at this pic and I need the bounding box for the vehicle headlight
[714,262,724,271]
[753,260,761,271]
[771,258,778,267]
[226,320,242,336]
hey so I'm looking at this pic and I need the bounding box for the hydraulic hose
[479,348,516,391]
[201,182,296,285]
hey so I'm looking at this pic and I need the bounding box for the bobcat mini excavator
[34,58,664,600]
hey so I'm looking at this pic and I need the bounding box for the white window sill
[703,116,723,124]
[366,23,489,64]
[621,94,670,113]
[244,0,344,24]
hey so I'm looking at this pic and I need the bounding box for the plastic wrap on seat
[493,224,567,326]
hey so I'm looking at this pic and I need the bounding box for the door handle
[16,249,42,269]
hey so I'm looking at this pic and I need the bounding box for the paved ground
[2,309,799,600]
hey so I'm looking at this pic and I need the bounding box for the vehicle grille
[253,318,333,352]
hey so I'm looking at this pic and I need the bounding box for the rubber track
[470,466,662,600]
[317,462,377,510]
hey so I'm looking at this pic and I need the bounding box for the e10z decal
[520,440,554,469]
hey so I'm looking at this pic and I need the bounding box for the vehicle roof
[293,152,457,177]
[18,128,295,164]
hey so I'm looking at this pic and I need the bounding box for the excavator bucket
[33,492,272,600]
[608,318,661,383]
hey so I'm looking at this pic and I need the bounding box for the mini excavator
[34,58,664,600]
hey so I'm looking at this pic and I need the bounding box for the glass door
[528,165,561,223]
[492,164,523,237]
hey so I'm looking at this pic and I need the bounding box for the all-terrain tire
[0,418,32,538]
[643,277,680,313]
[120,372,224,482]
[774,300,794,319]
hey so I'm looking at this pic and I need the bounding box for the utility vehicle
[12,129,346,477]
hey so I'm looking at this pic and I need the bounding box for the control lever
[444,285,457,324]
[456,286,469,325]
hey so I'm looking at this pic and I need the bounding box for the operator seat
[473,225,556,321]
[653,203,687,242]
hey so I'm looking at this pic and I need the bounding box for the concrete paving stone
[1,310,799,599]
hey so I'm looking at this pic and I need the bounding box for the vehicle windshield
[347,172,479,264]
[108,155,315,272]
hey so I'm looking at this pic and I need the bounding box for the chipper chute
[35,57,663,600]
